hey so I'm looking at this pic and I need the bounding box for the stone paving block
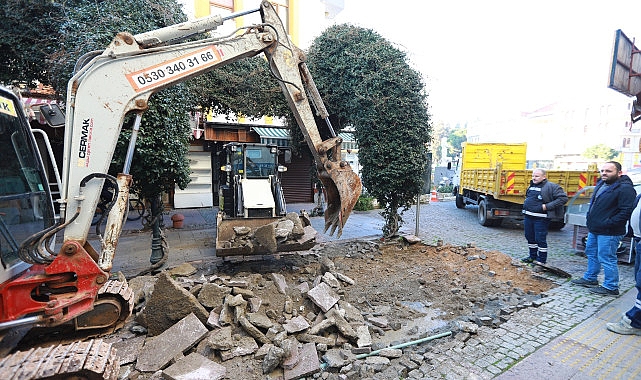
[283,315,310,334]
[163,352,226,380]
[271,273,288,294]
[112,335,145,365]
[284,342,320,380]
[307,282,339,313]
[135,313,208,372]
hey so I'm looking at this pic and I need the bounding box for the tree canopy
[582,144,619,161]
[306,24,431,236]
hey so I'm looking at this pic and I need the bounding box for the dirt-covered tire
[455,194,466,209]
[477,199,494,226]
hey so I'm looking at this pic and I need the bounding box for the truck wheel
[477,199,494,226]
[455,194,466,209]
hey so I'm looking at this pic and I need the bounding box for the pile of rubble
[106,241,552,379]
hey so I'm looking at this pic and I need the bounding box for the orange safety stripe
[578,172,587,190]
[505,172,515,194]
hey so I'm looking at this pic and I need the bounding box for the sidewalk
[104,204,641,379]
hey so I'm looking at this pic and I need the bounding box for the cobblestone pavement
[109,200,639,379]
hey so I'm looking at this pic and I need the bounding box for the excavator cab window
[0,92,56,270]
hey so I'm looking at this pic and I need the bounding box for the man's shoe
[607,316,641,335]
[570,278,598,287]
[521,257,535,263]
[589,285,619,296]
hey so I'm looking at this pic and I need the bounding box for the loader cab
[0,88,56,282]
[218,143,289,218]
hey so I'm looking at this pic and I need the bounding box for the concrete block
[135,313,208,372]
[163,352,226,380]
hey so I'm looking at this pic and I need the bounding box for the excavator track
[0,338,119,380]
[75,279,134,333]
[0,280,133,380]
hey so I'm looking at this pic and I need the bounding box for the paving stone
[163,352,226,380]
[283,315,310,334]
[271,273,288,294]
[135,313,208,372]
[142,272,209,336]
[322,272,341,288]
[112,335,145,365]
[284,342,320,380]
[167,263,197,277]
[307,282,340,313]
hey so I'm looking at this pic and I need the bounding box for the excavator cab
[0,88,56,283]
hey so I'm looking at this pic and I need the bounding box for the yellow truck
[452,143,599,228]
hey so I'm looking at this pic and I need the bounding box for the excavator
[0,1,361,378]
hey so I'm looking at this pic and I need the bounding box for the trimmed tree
[306,24,431,237]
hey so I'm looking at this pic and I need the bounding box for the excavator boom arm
[56,1,360,272]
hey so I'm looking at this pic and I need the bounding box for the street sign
[608,29,641,97]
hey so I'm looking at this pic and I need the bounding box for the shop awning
[252,127,290,146]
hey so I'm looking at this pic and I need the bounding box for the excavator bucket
[215,213,317,257]
[320,166,362,238]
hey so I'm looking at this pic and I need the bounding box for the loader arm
[46,1,360,273]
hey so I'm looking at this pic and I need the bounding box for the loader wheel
[477,199,494,227]
[455,194,465,209]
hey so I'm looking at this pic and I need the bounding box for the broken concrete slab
[284,342,320,380]
[142,272,209,336]
[204,326,233,351]
[307,282,339,313]
[163,352,226,380]
[238,316,270,345]
[281,338,300,370]
[135,313,208,373]
[219,336,259,361]
[197,283,232,309]
[321,272,340,288]
[254,223,277,253]
[296,333,335,346]
[262,345,285,374]
[246,312,273,329]
[326,308,358,341]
